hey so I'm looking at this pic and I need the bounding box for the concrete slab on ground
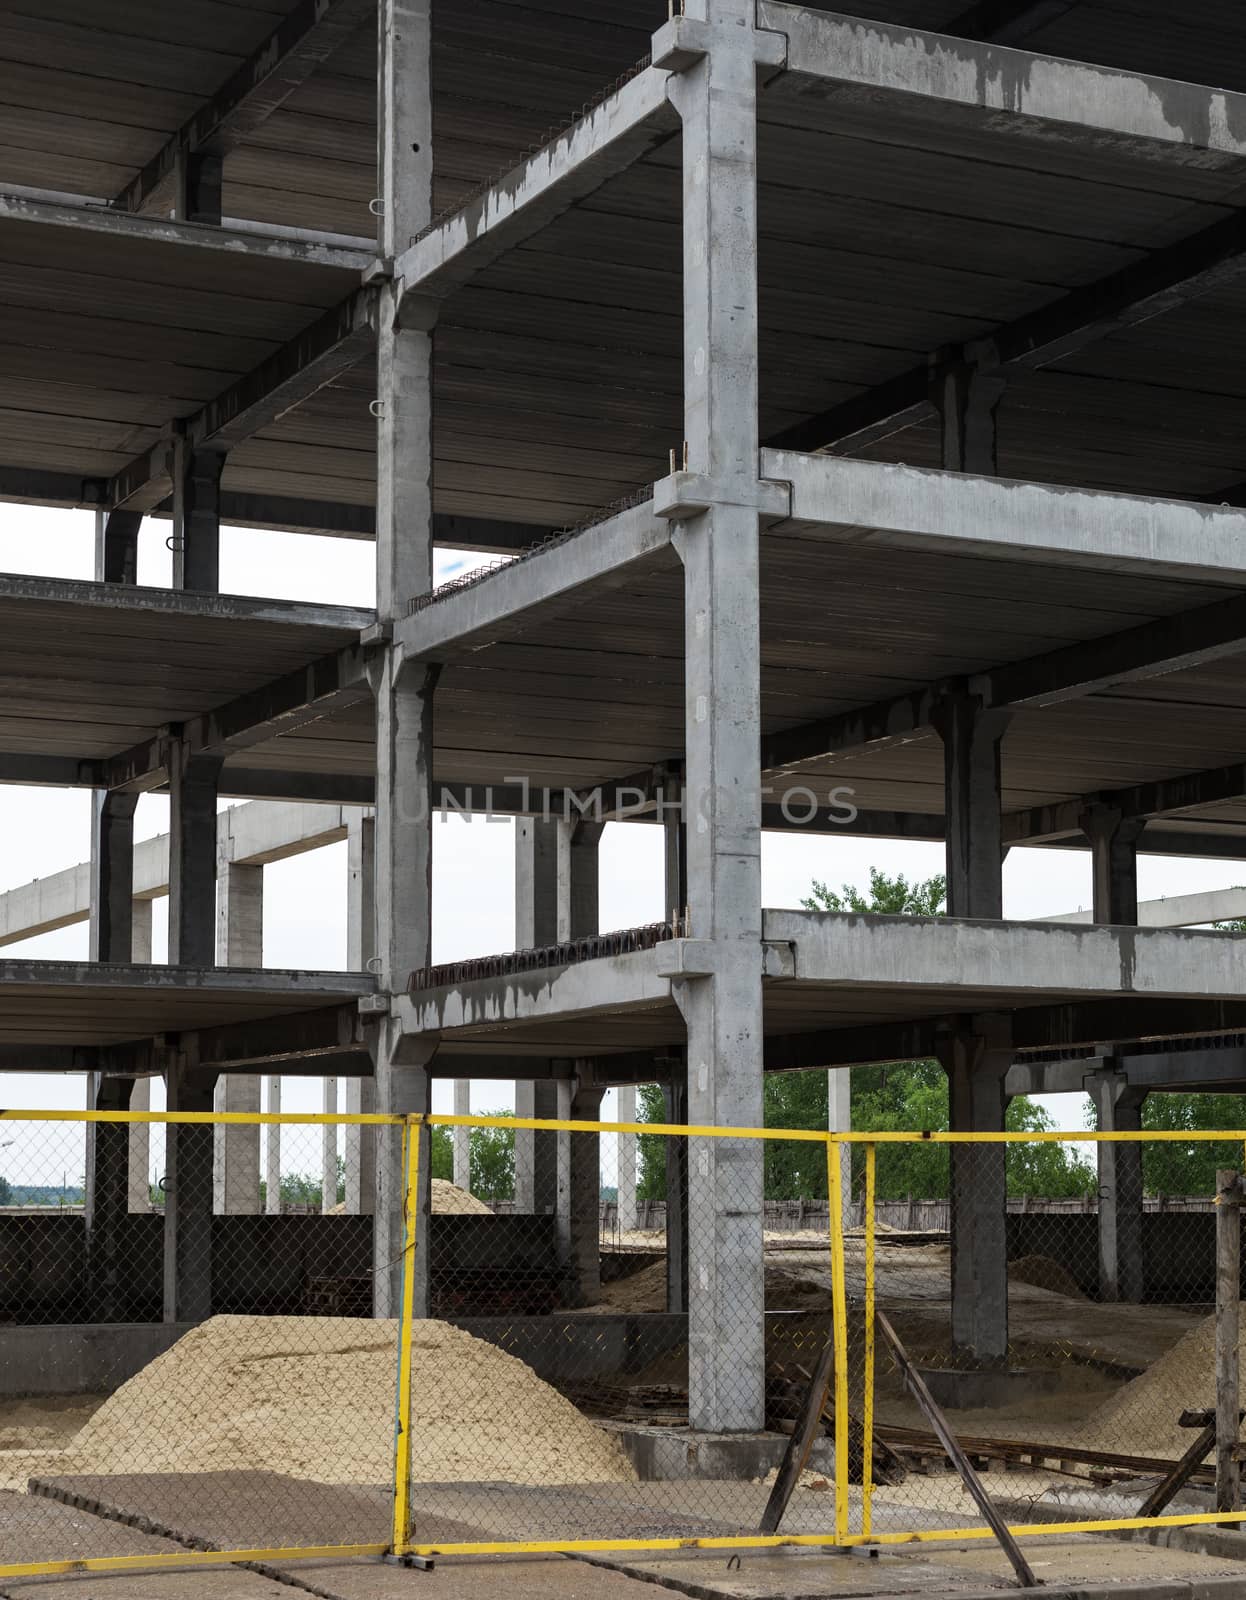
[30,1472,397,1551]
[0,1486,181,1567]
[283,1553,672,1599]
[587,1533,1246,1600]
[1,1570,295,1600]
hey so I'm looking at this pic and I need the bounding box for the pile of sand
[430,1179,492,1216]
[1009,1254,1086,1300]
[1080,1306,1245,1457]
[323,1180,491,1217]
[590,1259,832,1315]
[33,1316,632,1489]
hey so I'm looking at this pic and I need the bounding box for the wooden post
[1216,1168,1242,1524]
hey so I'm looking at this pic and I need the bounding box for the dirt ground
[0,1393,103,1452]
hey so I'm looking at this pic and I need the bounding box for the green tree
[470,1113,516,1201]
[636,1082,668,1202]
[1139,1093,1246,1195]
[803,867,946,918]
[0,1174,11,1206]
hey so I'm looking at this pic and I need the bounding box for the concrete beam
[106,293,379,512]
[760,460,1246,771]
[0,802,357,949]
[0,573,373,632]
[767,212,1246,457]
[1043,886,1246,929]
[193,291,379,452]
[1008,1045,1246,1099]
[112,0,375,219]
[107,648,370,792]
[394,502,673,659]
[1,469,544,553]
[395,68,680,299]
[767,455,1246,585]
[395,948,673,1036]
[764,5,1246,166]
[1005,761,1246,848]
[0,189,372,273]
[765,910,1246,1002]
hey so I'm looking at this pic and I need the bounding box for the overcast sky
[2,502,1243,1169]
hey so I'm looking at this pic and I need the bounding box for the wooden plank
[760,1331,837,1534]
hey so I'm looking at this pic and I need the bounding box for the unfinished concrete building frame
[6,0,1246,1433]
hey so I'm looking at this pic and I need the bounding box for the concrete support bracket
[653,470,790,524]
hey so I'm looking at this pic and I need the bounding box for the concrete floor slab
[2,1571,295,1600]
[0,1487,182,1567]
[30,1473,396,1552]
[283,1553,669,1600]
[588,1533,1246,1600]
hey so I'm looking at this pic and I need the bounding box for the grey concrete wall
[0,1322,196,1397]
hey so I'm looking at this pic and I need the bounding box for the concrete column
[663,803,688,925]
[168,744,221,967]
[217,859,263,966]
[346,812,377,1213]
[163,1063,218,1323]
[514,1079,560,1213]
[828,1066,853,1227]
[213,858,262,1211]
[514,820,562,1202]
[371,0,436,1321]
[663,1073,690,1315]
[323,1078,339,1210]
[557,820,602,943]
[172,442,225,593]
[668,5,766,1432]
[95,508,141,585]
[515,818,560,948]
[89,791,139,962]
[557,1078,604,1306]
[939,1022,1012,1362]
[213,1076,261,1214]
[453,1078,470,1192]
[1081,804,1146,926]
[932,689,1010,919]
[1089,1069,1147,1303]
[128,1075,151,1213]
[132,898,153,963]
[932,357,1005,476]
[265,1076,283,1215]
[616,1085,638,1232]
[84,1073,132,1319]
[175,149,224,226]
[344,1078,376,1214]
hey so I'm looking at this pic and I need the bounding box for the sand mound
[323,1181,491,1217]
[430,1179,492,1215]
[1009,1254,1086,1300]
[1081,1306,1245,1457]
[53,1316,632,1488]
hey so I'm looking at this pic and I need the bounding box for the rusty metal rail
[409,917,686,991]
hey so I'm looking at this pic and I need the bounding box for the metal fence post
[1216,1167,1242,1524]
[826,1134,850,1545]
[862,1142,877,1541]
[392,1116,421,1554]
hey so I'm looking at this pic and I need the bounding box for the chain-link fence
[0,1108,406,1582]
[4,1113,1246,1580]
[844,1132,1246,1555]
